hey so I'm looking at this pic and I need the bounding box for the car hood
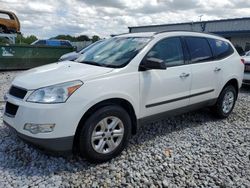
[13,61,114,90]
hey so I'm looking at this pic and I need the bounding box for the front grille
[5,102,19,117]
[9,86,27,99]
[5,102,18,116]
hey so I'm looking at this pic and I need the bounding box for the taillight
[241,59,245,64]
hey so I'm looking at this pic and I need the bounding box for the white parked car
[242,50,250,85]
[3,31,244,162]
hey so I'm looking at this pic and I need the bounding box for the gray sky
[1,0,250,39]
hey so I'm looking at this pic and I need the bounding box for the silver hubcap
[222,91,234,114]
[91,116,124,154]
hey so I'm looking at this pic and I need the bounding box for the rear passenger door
[207,38,235,95]
[185,36,222,104]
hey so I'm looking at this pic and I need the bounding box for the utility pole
[199,15,203,22]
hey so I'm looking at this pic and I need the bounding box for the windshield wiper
[78,60,115,68]
[78,61,103,67]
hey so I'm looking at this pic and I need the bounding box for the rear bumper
[4,120,74,153]
[243,80,250,85]
[243,72,250,85]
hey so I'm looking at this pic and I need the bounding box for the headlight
[27,80,83,103]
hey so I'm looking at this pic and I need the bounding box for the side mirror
[139,57,166,71]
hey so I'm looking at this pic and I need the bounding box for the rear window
[185,37,213,63]
[208,38,234,59]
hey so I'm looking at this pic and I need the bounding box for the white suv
[3,31,244,162]
[242,51,250,85]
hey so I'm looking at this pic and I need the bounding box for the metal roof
[128,17,250,29]
[128,17,250,36]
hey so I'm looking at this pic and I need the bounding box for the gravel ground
[0,71,250,187]
[0,71,23,102]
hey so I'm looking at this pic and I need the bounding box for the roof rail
[110,32,130,37]
[154,30,222,37]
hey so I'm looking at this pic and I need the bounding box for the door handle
[179,73,190,78]
[214,67,221,72]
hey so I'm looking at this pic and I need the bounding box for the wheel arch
[73,98,138,152]
[221,78,239,99]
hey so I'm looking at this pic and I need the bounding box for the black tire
[211,85,237,118]
[78,105,131,163]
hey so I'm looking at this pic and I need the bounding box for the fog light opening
[24,123,55,134]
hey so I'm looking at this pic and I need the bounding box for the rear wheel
[78,105,131,163]
[211,85,237,118]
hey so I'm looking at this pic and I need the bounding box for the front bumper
[2,92,83,153]
[4,120,73,153]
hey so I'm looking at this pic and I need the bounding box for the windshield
[245,51,250,56]
[75,37,151,68]
[77,40,103,53]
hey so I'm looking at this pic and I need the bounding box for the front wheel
[211,85,237,118]
[78,105,132,163]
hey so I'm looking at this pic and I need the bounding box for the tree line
[0,34,101,45]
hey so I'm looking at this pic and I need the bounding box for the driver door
[139,37,192,118]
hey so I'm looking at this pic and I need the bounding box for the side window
[0,13,11,19]
[246,51,250,56]
[208,38,234,59]
[185,37,213,63]
[146,37,184,66]
[60,41,66,46]
[47,41,60,46]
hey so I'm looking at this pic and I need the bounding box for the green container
[0,44,74,70]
